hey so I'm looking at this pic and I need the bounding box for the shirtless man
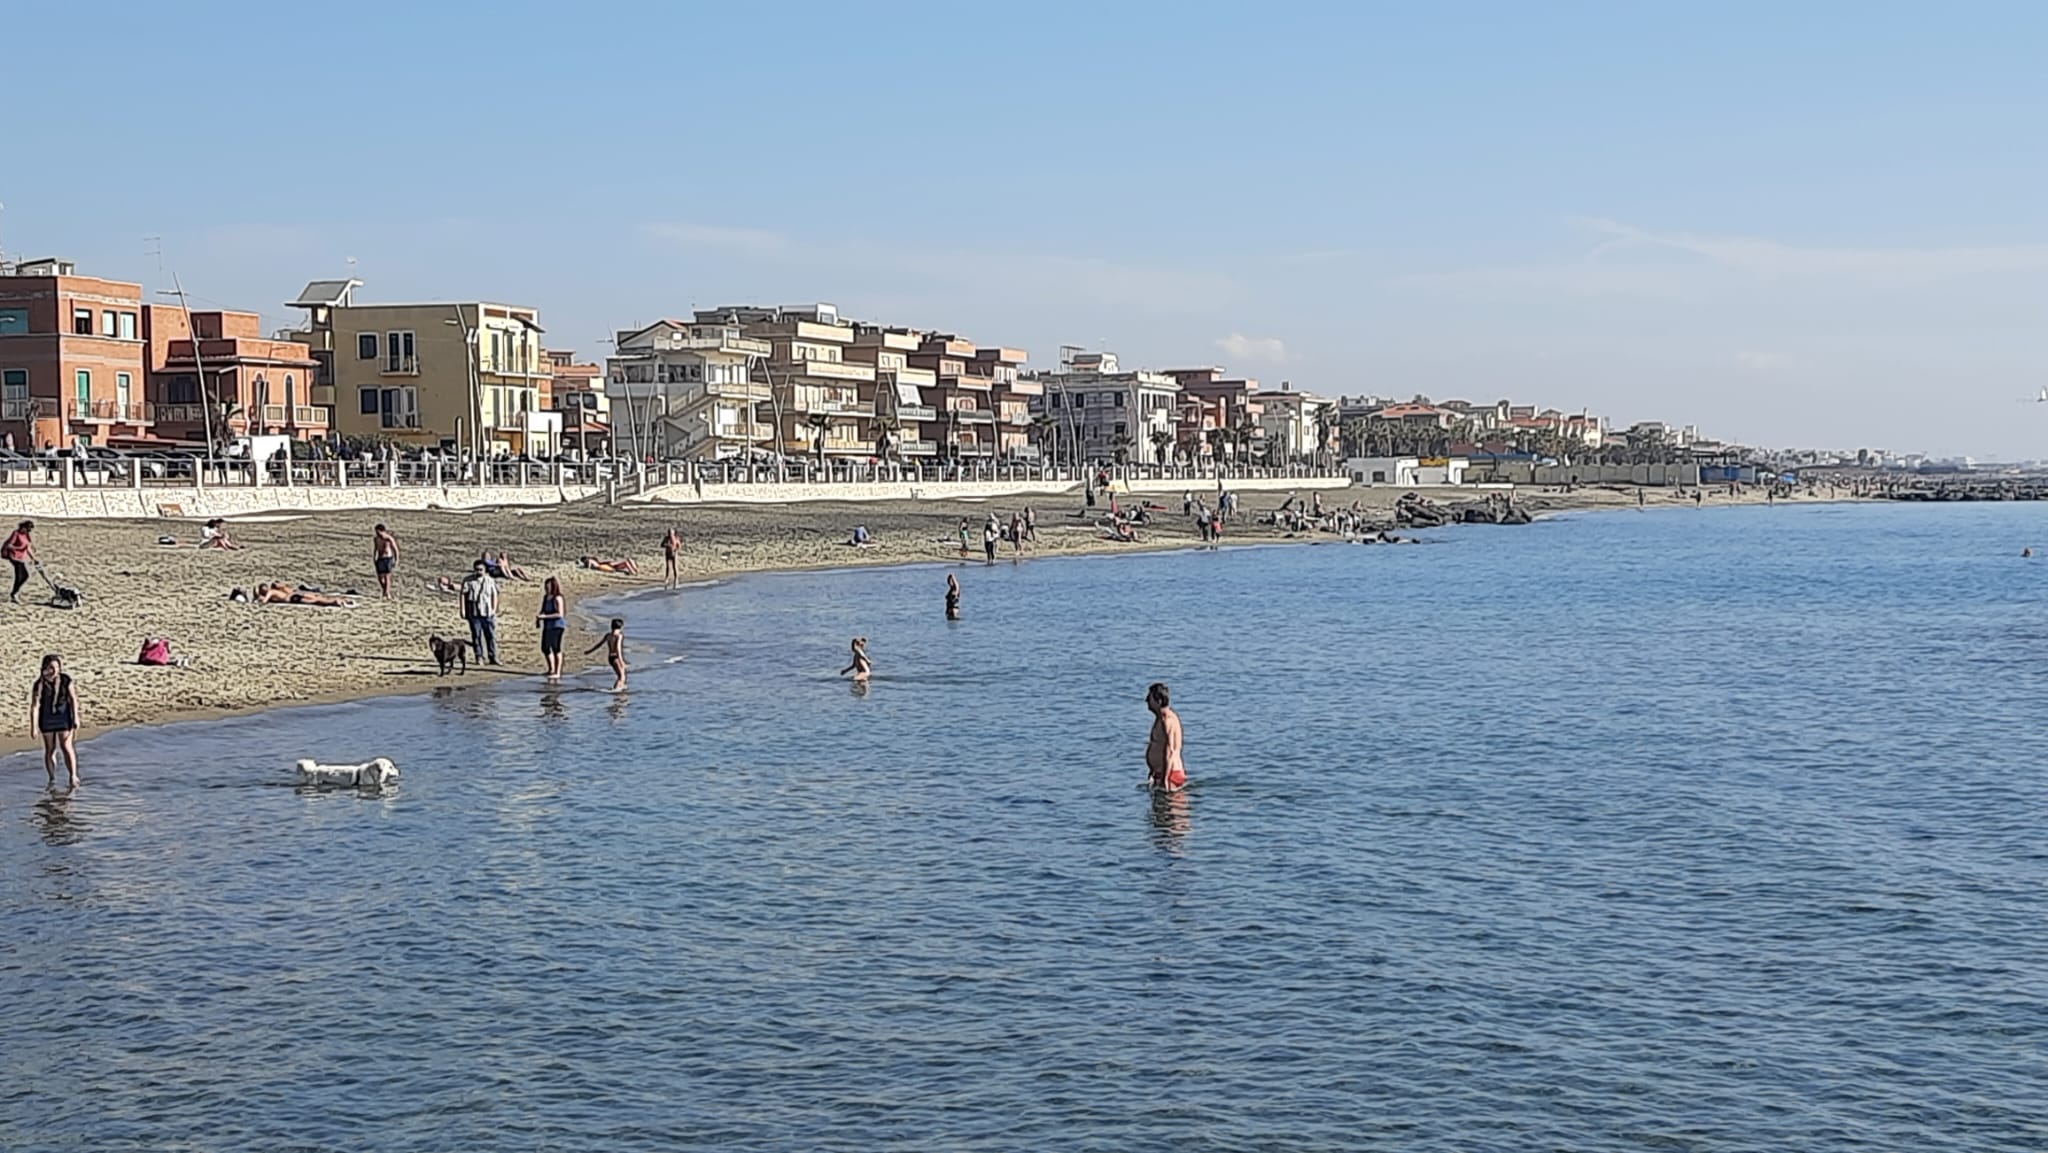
[372,524,399,599]
[1146,681,1187,792]
[661,527,682,589]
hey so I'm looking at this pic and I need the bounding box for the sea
[2,501,2044,1152]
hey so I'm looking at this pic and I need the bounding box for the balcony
[786,359,875,382]
[380,414,422,430]
[891,404,938,422]
[149,403,206,424]
[1007,445,1042,461]
[802,400,876,418]
[950,440,995,457]
[897,439,938,456]
[381,357,421,376]
[294,406,327,426]
[943,373,995,391]
[706,381,774,401]
[72,400,149,423]
[2,398,58,421]
[953,408,996,424]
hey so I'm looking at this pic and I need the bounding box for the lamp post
[444,311,481,461]
[156,278,216,467]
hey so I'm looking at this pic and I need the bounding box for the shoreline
[0,484,1832,760]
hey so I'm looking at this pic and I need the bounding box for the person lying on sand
[426,575,463,595]
[579,555,640,575]
[252,582,356,608]
[848,525,873,547]
[492,551,531,580]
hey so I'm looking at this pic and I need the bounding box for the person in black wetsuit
[30,653,80,788]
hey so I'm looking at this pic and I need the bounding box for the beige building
[287,279,559,455]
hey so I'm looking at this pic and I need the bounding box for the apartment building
[546,349,611,455]
[144,306,324,445]
[847,324,937,459]
[1163,366,1263,462]
[1026,349,1181,465]
[0,258,150,449]
[976,344,1036,460]
[1251,382,1332,462]
[693,304,875,461]
[908,334,1001,461]
[606,318,772,460]
[287,280,559,455]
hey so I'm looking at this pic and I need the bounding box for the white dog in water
[295,757,400,789]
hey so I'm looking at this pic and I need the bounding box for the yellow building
[286,280,560,456]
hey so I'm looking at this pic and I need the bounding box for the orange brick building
[0,258,150,450]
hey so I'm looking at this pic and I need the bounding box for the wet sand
[0,483,1797,752]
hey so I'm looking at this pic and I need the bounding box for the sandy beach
[0,482,1808,751]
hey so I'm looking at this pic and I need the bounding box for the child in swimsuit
[585,617,627,692]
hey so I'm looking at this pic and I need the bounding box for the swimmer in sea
[840,636,872,683]
[945,573,961,620]
[585,617,627,692]
[1145,681,1186,792]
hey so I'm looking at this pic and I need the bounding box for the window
[73,309,93,336]
[118,312,137,340]
[167,375,198,404]
[386,331,414,371]
[75,369,91,406]
[359,387,380,415]
[0,308,28,335]
[313,350,334,386]
[1113,392,1126,408]
[284,374,295,409]
[2,369,25,401]
[1115,422,1128,437]
[358,333,379,360]
[116,372,132,411]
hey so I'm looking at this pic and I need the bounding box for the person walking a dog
[460,559,501,666]
[4,520,35,604]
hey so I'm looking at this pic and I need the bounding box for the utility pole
[159,273,217,465]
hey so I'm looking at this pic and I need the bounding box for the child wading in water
[585,617,627,692]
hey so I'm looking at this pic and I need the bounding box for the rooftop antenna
[144,236,163,276]
[0,201,8,275]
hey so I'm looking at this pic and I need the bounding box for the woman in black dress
[30,653,80,788]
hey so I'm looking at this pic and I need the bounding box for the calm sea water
[3,502,2045,1151]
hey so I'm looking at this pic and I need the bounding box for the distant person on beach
[200,518,242,549]
[537,576,569,681]
[945,573,961,620]
[579,555,640,575]
[958,518,972,555]
[1024,506,1037,542]
[662,527,682,589]
[983,516,1000,565]
[5,519,35,603]
[461,560,501,666]
[494,552,531,581]
[841,636,872,683]
[1009,511,1025,555]
[372,524,398,599]
[252,582,355,607]
[1145,682,1186,792]
[585,617,627,692]
[30,654,81,788]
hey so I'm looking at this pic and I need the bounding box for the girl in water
[30,653,80,788]
[840,636,872,683]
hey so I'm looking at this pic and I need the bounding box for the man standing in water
[662,526,682,589]
[1146,682,1187,792]
[945,573,962,620]
[372,523,398,599]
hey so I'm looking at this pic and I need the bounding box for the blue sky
[6,1,2047,456]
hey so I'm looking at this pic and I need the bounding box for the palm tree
[1030,412,1058,472]
[1312,403,1337,471]
[1111,433,1134,467]
[871,411,900,466]
[1204,427,1226,467]
[805,411,833,468]
[1149,428,1174,468]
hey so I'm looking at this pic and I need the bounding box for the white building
[1347,455,1469,486]
[1252,383,1331,462]
[607,318,774,460]
[1027,350,1182,465]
